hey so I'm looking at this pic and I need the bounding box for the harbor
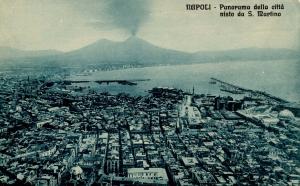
[211,77,289,104]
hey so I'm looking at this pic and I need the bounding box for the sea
[68,60,300,102]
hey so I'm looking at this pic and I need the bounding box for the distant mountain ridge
[0,37,299,66]
[0,46,62,60]
[192,47,299,62]
[61,37,191,65]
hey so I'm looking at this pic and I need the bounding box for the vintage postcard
[0,0,299,185]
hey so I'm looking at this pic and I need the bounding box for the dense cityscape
[0,70,299,186]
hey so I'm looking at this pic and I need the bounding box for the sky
[0,0,299,52]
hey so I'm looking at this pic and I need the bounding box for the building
[128,167,168,182]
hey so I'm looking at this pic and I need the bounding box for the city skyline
[0,1,299,185]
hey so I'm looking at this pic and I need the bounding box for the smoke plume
[105,0,149,36]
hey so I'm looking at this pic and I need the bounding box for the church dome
[71,165,83,175]
[278,109,295,120]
